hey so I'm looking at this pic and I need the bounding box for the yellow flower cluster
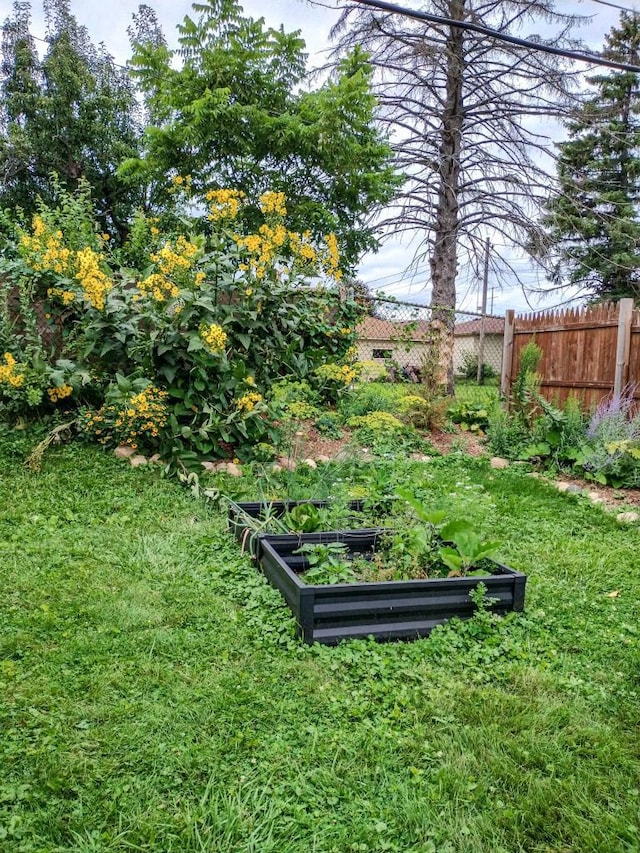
[236,392,263,413]
[0,353,24,388]
[19,216,73,276]
[47,384,73,403]
[169,174,193,195]
[323,233,342,281]
[139,272,179,301]
[315,363,358,385]
[19,216,113,309]
[259,191,287,216]
[84,386,168,448]
[200,323,228,354]
[140,237,200,301]
[75,247,112,310]
[47,287,75,305]
[207,189,245,221]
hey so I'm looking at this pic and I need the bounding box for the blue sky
[25,0,640,314]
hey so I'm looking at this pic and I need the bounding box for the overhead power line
[351,0,640,72]
[581,0,640,14]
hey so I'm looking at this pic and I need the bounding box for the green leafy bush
[0,184,361,464]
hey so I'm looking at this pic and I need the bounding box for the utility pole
[476,237,490,384]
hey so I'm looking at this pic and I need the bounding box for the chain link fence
[354,295,504,387]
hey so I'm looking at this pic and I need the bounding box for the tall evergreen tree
[0,0,143,238]
[541,13,640,302]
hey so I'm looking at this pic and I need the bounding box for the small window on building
[372,348,393,359]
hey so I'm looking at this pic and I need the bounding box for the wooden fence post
[614,298,634,398]
[500,309,515,397]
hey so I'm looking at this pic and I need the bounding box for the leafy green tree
[121,0,398,271]
[0,0,143,239]
[540,13,640,302]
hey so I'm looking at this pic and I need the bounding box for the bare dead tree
[330,0,585,391]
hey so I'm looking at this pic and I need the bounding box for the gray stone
[616,511,640,524]
[302,458,317,469]
[225,463,243,477]
[490,457,509,470]
[201,461,218,472]
[587,491,605,505]
[114,445,136,459]
[316,454,331,464]
[129,454,148,467]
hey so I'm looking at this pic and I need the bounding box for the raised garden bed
[227,499,371,557]
[259,530,527,645]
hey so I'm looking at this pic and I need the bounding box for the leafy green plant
[283,503,326,533]
[438,520,501,576]
[460,352,497,381]
[313,412,343,439]
[295,542,357,584]
[448,400,491,434]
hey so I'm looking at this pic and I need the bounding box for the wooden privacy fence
[500,298,640,410]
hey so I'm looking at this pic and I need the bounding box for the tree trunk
[428,0,465,396]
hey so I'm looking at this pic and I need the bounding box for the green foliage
[124,1,398,271]
[313,412,343,439]
[579,389,640,487]
[448,400,491,434]
[338,381,410,419]
[283,503,325,534]
[0,1,143,236]
[438,520,501,576]
[460,352,497,381]
[296,542,357,584]
[395,393,449,431]
[540,13,640,301]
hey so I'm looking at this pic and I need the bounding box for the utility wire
[580,0,640,15]
[350,0,640,72]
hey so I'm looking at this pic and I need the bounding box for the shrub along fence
[501,298,640,410]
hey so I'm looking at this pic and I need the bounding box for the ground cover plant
[2,436,639,852]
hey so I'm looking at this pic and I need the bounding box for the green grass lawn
[1,439,639,852]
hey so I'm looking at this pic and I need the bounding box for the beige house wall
[453,335,503,375]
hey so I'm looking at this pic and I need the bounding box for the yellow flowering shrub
[139,236,201,302]
[81,385,168,449]
[259,191,287,216]
[314,363,358,385]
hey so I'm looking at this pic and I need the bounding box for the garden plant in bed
[232,484,527,645]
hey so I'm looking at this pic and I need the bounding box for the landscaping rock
[114,445,136,459]
[225,463,243,477]
[587,491,605,505]
[490,457,509,469]
[556,481,582,494]
[271,464,283,473]
[302,458,317,469]
[129,454,148,467]
[616,511,640,524]
[149,454,163,464]
[316,454,331,464]
[201,461,218,472]
[277,457,297,471]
